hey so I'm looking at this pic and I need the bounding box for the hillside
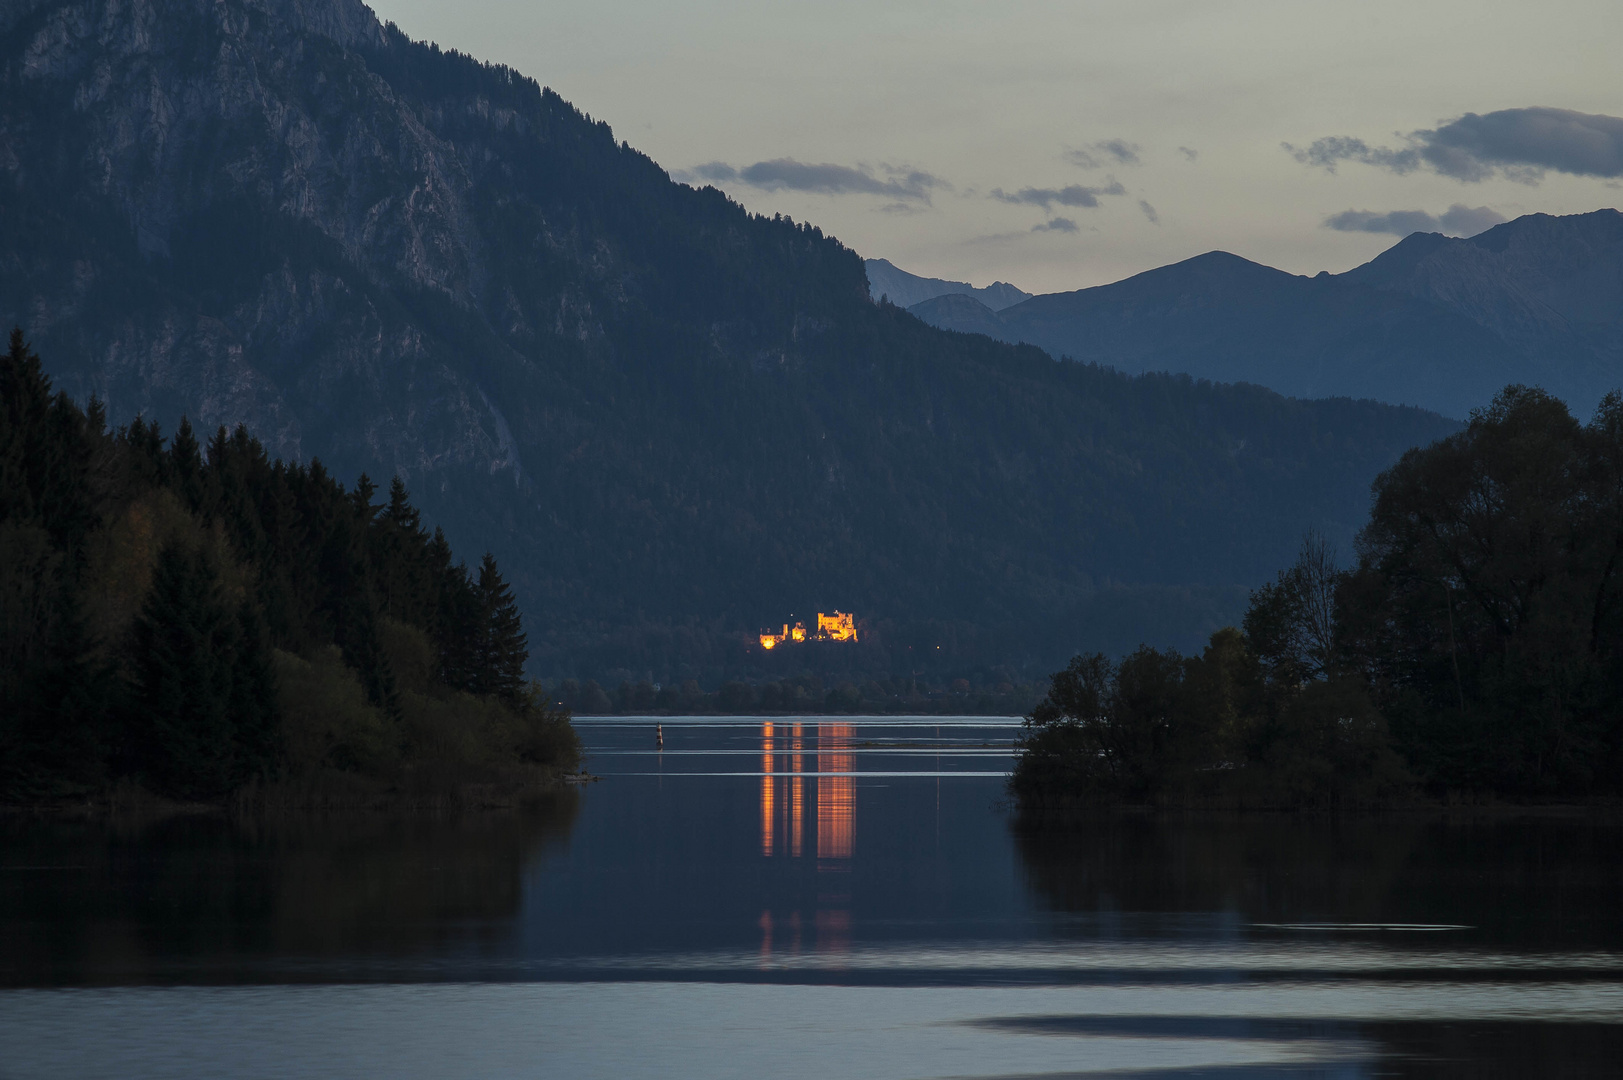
[910,211,1623,420]
[0,0,1457,682]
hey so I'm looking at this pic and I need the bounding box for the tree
[1340,386,1613,795]
[472,553,528,703]
[229,599,282,780]
[168,418,204,514]
[0,328,52,526]
[1243,530,1342,685]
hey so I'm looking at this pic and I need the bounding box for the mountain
[0,0,1456,682]
[864,258,1031,311]
[1340,211,1623,402]
[911,211,1623,420]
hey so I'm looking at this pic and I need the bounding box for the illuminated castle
[759,611,857,649]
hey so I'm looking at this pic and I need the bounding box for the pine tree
[342,588,402,721]
[431,529,477,690]
[130,541,239,799]
[384,476,421,534]
[0,328,52,526]
[26,573,115,795]
[121,417,167,491]
[230,599,282,780]
[473,552,528,703]
[168,417,204,514]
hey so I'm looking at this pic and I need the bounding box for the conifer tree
[122,417,167,491]
[25,573,115,794]
[0,328,50,526]
[229,599,282,779]
[385,475,421,533]
[168,417,204,514]
[473,552,529,703]
[130,541,239,799]
[431,529,477,690]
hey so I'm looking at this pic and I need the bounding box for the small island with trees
[1,331,578,808]
[1014,385,1623,811]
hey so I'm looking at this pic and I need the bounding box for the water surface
[2,715,1620,1077]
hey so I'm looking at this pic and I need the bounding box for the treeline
[552,674,1043,716]
[1014,386,1623,808]
[0,332,576,803]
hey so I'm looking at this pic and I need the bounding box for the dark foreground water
[2,716,1621,1078]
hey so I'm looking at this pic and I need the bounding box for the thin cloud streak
[1067,139,1142,169]
[682,159,946,202]
[990,180,1126,210]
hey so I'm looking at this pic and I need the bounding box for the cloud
[681,158,945,201]
[1177,146,1199,163]
[1138,200,1160,225]
[688,161,740,183]
[1066,139,1142,169]
[990,179,1126,209]
[1322,203,1508,237]
[1286,136,1422,175]
[1032,217,1079,233]
[1287,107,1623,183]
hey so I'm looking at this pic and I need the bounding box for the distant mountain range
[864,258,1032,311]
[903,209,1623,420]
[0,0,1457,680]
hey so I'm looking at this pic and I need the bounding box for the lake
[2,715,1621,1078]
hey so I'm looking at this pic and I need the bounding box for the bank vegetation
[1,332,578,809]
[1014,386,1623,811]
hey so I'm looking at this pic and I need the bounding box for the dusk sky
[367,0,1622,294]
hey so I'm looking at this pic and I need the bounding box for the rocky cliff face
[0,0,1456,678]
[3,0,549,476]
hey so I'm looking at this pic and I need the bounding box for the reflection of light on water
[760,723,775,856]
[817,723,854,861]
[790,724,804,858]
[757,722,857,961]
[815,909,851,954]
[759,722,859,862]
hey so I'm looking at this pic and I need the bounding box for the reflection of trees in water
[1014,814,1623,948]
[0,794,579,984]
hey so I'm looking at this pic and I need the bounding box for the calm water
[2,715,1621,1078]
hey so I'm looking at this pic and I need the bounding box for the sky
[366,0,1622,295]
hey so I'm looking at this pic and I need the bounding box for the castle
[759,611,857,649]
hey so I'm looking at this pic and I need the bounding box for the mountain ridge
[864,258,1031,311]
[906,209,1623,419]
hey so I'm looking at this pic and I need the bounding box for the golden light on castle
[759,611,857,650]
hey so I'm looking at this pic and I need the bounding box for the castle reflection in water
[757,722,855,956]
[759,721,855,861]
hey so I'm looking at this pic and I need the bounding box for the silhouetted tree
[472,552,528,703]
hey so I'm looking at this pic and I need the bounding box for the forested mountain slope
[0,0,1456,680]
[912,211,1623,420]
